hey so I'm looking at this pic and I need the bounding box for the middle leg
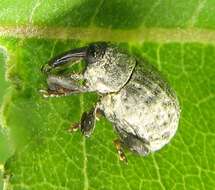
[68,102,104,137]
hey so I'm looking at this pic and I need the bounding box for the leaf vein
[2,26,215,44]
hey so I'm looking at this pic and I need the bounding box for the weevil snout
[41,42,108,74]
[41,46,88,74]
[41,43,108,97]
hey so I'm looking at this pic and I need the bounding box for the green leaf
[0,44,12,190]
[0,0,215,190]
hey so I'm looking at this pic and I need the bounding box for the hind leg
[113,139,128,164]
[113,134,149,163]
[122,133,150,156]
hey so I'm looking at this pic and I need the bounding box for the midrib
[0,26,215,44]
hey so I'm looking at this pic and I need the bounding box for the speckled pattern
[100,62,180,155]
[84,44,136,93]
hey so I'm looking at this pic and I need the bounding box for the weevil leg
[113,139,128,164]
[70,73,84,80]
[42,47,87,73]
[123,134,150,156]
[68,103,104,137]
[67,123,80,133]
[68,108,95,137]
[80,109,96,137]
[40,75,91,98]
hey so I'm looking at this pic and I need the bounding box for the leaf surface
[0,1,215,190]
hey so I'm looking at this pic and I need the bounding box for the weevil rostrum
[41,42,180,163]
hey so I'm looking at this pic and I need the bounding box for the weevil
[41,42,180,163]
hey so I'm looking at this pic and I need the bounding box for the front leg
[40,75,91,98]
[41,45,90,96]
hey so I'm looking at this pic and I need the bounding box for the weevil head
[84,42,136,94]
[85,42,108,64]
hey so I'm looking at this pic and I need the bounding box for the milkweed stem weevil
[41,42,180,163]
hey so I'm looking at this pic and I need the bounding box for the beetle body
[42,42,180,160]
[99,62,180,155]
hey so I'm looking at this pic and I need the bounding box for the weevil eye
[87,42,107,63]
